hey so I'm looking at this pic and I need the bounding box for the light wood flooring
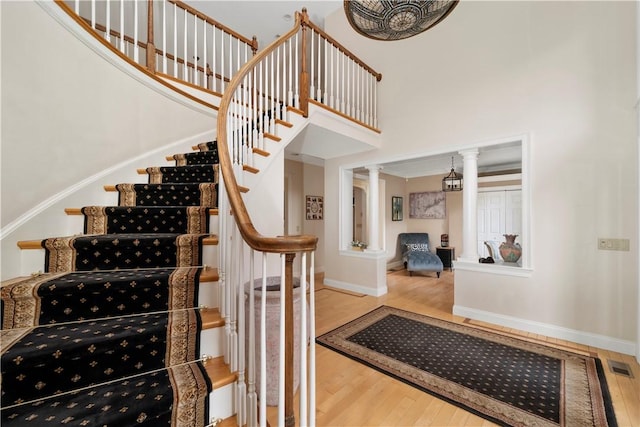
[263,269,640,427]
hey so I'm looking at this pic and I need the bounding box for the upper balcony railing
[63,0,258,94]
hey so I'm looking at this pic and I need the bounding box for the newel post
[299,9,310,117]
[284,252,296,427]
[146,0,156,73]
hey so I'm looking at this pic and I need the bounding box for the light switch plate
[598,238,630,251]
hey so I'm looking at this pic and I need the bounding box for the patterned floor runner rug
[316,306,617,427]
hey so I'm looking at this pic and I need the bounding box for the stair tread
[204,355,237,389]
[200,307,224,329]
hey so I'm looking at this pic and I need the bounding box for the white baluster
[299,252,308,425]
[182,8,187,81]
[310,29,315,101]
[220,32,225,92]
[173,2,177,77]
[91,0,95,29]
[212,26,217,92]
[133,0,138,62]
[162,0,166,74]
[288,39,293,107]
[236,239,246,426]
[294,32,299,109]
[309,251,316,426]
[259,254,268,427]
[247,249,257,426]
[203,20,207,89]
[119,0,124,53]
[323,38,328,106]
[193,13,198,86]
[104,0,110,42]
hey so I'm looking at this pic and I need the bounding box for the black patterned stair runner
[145,164,219,184]
[42,233,207,272]
[82,206,211,234]
[1,267,202,327]
[116,183,218,207]
[1,141,220,426]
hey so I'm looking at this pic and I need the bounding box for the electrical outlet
[598,238,630,251]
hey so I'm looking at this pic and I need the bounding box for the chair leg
[437,272,441,278]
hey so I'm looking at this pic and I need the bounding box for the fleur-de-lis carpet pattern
[145,165,219,184]
[2,141,220,426]
[317,306,618,427]
[171,150,219,166]
[82,206,211,234]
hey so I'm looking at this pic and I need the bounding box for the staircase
[2,141,235,425]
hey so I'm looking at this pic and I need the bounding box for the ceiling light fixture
[344,0,459,41]
[442,156,463,192]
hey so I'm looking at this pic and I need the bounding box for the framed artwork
[392,196,403,221]
[306,195,323,220]
[409,191,446,219]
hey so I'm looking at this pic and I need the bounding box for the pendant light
[344,0,459,41]
[442,156,463,192]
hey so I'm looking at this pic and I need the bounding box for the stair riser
[208,382,236,421]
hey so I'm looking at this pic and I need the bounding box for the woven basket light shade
[344,0,458,41]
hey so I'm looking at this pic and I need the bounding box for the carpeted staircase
[1,141,226,426]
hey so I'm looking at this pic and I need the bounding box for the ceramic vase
[499,234,522,263]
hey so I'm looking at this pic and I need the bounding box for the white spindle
[373,73,378,128]
[91,0,95,29]
[212,27,217,92]
[133,0,138,62]
[74,0,79,14]
[288,39,293,107]
[247,249,257,427]
[299,252,308,425]
[276,45,281,119]
[309,251,316,426]
[119,0,124,52]
[193,14,198,86]
[220,32,225,92]
[310,29,315,101]
[278,254,286,427]
[236,240,246,426]
[162,0,166,74]
[260,254,268,427]
[230,228,238,373]
[172,3,177,77]
[182,8,187,81]
[104,0,110,42]
[340,52,345,113]
[294,32,299,108]
[203,20,207,89]
[330,44,335,109]
[323,38,328,106]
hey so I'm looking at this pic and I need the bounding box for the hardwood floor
[264,269,640,427]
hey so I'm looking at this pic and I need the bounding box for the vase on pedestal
[499,234,522,263]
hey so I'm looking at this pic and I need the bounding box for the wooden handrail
[302,15,382,82]
[216,11,318,254]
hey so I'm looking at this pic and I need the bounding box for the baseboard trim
[323,278,387,297]
[453,305,636,356]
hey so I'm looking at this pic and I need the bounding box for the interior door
[477,191,506,257]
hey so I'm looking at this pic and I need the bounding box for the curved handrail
[216,12,318,254]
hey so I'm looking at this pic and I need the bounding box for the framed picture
[392,196,403,221]
[409,191,446,219]
[306,195,323,220]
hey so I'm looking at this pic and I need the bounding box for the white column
[366,165,382,251]
[459,149,479,262]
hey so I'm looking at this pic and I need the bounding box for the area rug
[316,306,617,427]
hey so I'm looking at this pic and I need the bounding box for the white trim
[478,174,521,183]
[453,305,637,356]
[323,277,388,297]
[454,260,532,278]
[0,130,215,240]
[478,185,521,192]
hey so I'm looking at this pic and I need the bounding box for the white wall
[1,2,217,278]
[325,1,638,351]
